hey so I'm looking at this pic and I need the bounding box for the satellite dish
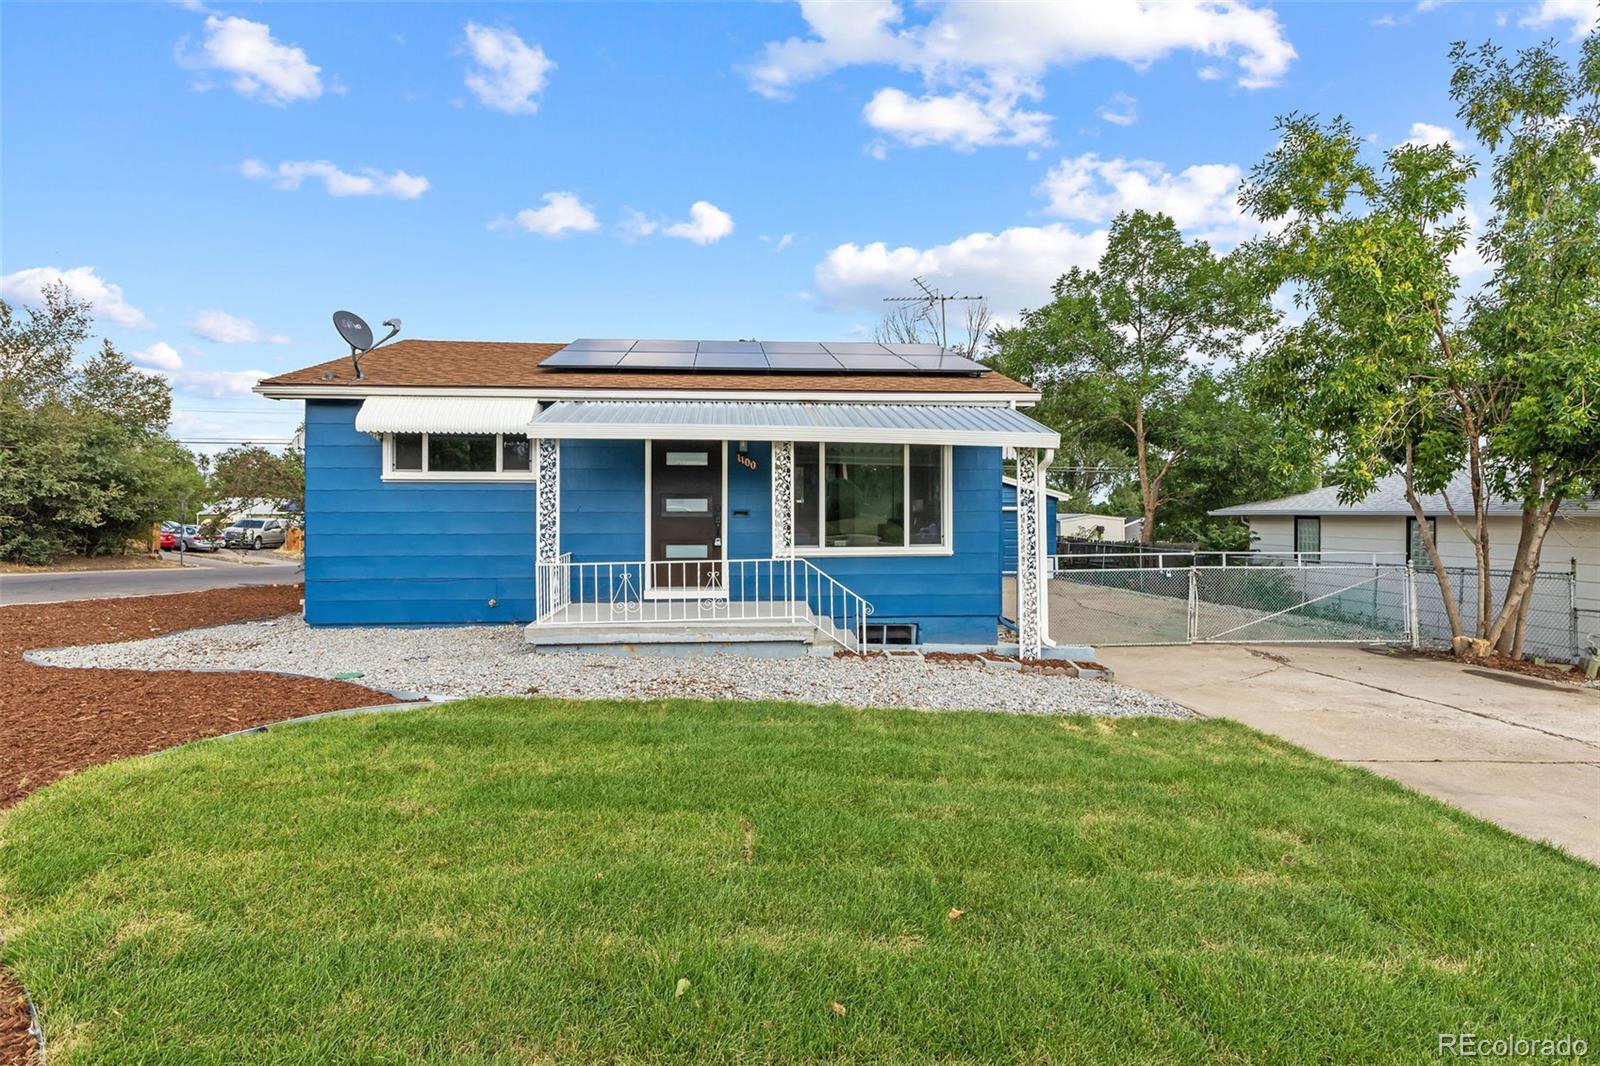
[333,310,374,353]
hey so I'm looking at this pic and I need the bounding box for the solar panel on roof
[821,342,893,356]
[833,353,915,371]
[541,339,985,375]
[880,343,947,357]
[631,339,699,352]
[694,351,769,369]
[900,353,985,372]
[562,338,636,351]
[542,349,628,367]
[620,350,697,368]
[765,352,843,371]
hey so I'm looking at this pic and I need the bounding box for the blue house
[258,338,1061,657]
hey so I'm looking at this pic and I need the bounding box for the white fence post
[1407,562,1419,649]
[1187,567,1198,642]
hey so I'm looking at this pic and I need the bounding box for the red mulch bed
[1395,646,1595,686]
[0,583,402,1066]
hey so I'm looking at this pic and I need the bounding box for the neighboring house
[256,338,1063,655]
[1121,516,1145,542]
[1000,476,1063,572]
[1057,512,1129,543]
[1211,474,1600,613]
[199,497,299,524]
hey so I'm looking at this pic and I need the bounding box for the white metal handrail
[533,556,872,651]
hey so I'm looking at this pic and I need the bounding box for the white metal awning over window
[354,396,541,435]
[525,400,1060,448]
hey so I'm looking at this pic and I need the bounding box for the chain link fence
[1412,566,1578,662]
[1045,557,1582,660]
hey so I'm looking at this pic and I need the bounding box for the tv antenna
[883,277,984,350]
[332,310,402,380]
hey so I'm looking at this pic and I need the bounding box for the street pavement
[0,552,303,606]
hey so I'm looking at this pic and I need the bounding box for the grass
[2,697,1596,1064]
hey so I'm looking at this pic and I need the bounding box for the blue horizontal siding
[303,400,537,625]
[1001,482,1057,574]
[302,401,1007,640]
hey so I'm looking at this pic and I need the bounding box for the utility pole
[883,276,984,350]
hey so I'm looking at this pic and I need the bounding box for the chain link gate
[1046,562,1414,648]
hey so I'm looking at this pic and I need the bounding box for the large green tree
[1240,29,1599,657]
[0,285,204,562]
[989,210,1283,545]
[1452,31,1600,654]
[206,442,306,525]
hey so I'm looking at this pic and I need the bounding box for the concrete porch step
[524,600,831,656]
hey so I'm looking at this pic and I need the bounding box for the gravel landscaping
[33,615,1192,718]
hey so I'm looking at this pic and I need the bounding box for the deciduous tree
[989,210,1276,544]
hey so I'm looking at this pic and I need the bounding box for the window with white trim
[385,433,535,480]
[1293,515,1322,560]
[792,443,950,553]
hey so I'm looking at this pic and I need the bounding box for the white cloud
[463,22,554,114]
[619,209,660,240]
[763,233,797,252]
[490,191,600,237]
[621,201,735,245]
[1097,92,1139,126]
[168,368,270,398]
[1519,0,1599,39]
[131,341,183,371]
[1402,121,1463,149]
[862,87,1051,149]
[178,15,323,106]
[239,159,430,199]
[664,201,736,245]
[814,224,1110,319]
[1036,153,1257,245]
[746,1,1295,150]
[191,309,290,344]
[0,265,148,328]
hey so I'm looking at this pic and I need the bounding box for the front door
[649,440,723,590]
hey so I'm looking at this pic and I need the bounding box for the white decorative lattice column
[1015,448,1044,660]
[535,437,560,564]
[771,441,794,557]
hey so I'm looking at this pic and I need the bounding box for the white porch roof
[525,400,1060,448]
[354,395,540,435]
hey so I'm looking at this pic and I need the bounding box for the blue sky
[3,0,1596,448]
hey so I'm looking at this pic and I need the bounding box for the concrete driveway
[1098,643,1600,863]
[0,552,303,605]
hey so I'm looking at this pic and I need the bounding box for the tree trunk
[1495,505,1539,657]
[1403,455,1469,652]
[1485,499,1559,653]
[1509,580,1535,660]
[1132,401,1155,546]
[1466,434,1491,639]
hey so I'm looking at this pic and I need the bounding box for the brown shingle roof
[257,339,1035,396]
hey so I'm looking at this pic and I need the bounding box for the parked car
[159,528,178,550]
[176,524,219,552]
[223,517,289,550]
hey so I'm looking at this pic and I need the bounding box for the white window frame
[793,443,953,558]
[381,432,537,482]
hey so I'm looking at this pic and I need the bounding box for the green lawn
[2,698,1597,1064]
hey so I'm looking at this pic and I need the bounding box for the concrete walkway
[0,553,303,605]
[1098,643,1600,863]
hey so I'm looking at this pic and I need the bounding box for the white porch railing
[533,556,873,651]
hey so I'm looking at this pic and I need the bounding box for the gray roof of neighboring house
[1211,472,1597,518]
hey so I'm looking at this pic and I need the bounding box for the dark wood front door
[649,441,723,589]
